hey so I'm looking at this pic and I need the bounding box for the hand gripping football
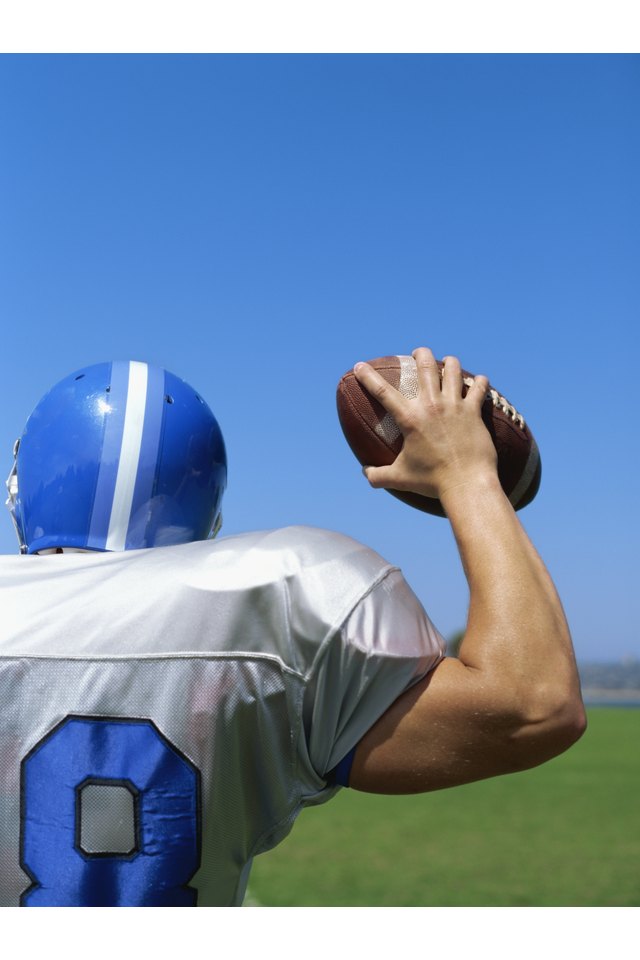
[336,355,541,517]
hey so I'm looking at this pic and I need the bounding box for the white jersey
[0,526,444,906]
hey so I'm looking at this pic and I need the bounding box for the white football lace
[461,375,525,429]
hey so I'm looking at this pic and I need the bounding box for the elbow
[541,693,588,756]
[504,684,588,772]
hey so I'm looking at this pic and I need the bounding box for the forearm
[442,472,584,731]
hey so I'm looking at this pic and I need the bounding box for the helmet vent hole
[165,394,174,404]
[75,374,85,381]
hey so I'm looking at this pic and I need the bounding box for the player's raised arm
[348,348,586,794]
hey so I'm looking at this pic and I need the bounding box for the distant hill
[579,660,640,704]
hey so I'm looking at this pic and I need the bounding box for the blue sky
[0,54,637,662]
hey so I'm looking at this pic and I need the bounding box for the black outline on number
[75,776,141,858]
[19,714,203,906]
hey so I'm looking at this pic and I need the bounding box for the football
[336,354,541,517]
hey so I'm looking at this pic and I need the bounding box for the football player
[0,348,585,906]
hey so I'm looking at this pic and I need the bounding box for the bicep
[349,656,526,794]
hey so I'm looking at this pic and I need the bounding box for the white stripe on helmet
[105,361,149,551]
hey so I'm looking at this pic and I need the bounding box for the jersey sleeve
[300,568,445,782]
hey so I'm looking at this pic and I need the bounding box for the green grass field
[247,708,639,906]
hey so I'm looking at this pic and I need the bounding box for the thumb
[362,464,396,489]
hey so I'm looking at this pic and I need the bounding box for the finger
[354,362,407,422]
[412,347,441,401]
[441,355,463,400]
[465,373,490,410]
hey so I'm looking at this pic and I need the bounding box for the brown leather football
[336,355,541,517]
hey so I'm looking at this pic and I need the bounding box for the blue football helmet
[6,360,227,554]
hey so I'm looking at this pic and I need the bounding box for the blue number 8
[21,716,201,906]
